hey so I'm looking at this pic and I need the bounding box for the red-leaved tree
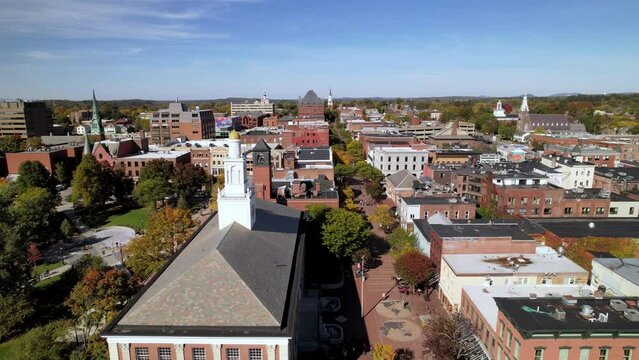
[26,242,41,268]
[393,250,435,287]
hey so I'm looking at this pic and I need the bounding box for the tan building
[0,100,53,137]
[151,102,214,144]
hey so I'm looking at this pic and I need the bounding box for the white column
[108,343,119,360]
[278,342,289,360]
[120,344,131,360]
[175,344,185,360]
[211,344,222,360]
[267,345,276,360]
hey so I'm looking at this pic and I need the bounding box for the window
[533,197,540,205]
[544,196,552,205]
[596,207,605,214]
[610,207,619,215]
[135,348,150,360]
[631,207,635,215]
[623,348,633,360]
[158,348,171,360]
[506,330,512,348]
[508,197,515,205]
[226,348,240,360]
[249,349,262,360]
[534,348,544,360]
[564,277,576,285]
[464,211,470,219]
[559,348,570,360]
[581,207,591,215]
[541,278,553,285]
[598,348,609,360]
[531,208,539,215]
[521,197,528,205]
[192,348,206,360]
[445,211,449,218]
[564,207,573,214]
[514,340,521,359]
[543,208,552,215]
[499,321,505,338]
[497,346,503,360]
[455,211,459,219]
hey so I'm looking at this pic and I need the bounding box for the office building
[0,100,53,137]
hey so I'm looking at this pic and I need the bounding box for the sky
[0,0,638,100]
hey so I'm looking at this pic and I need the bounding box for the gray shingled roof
[592,258,639,286]
[387,169,418,189]
[114,199,302,329]
[299,90,322,105]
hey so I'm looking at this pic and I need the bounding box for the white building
[540,155,595,189]
[609,194,639,217]
[75,124,90,135]
[479,153,500,164]
[439,252,589,309]
[367,145,434,177]
[591,258,639,296]
[231,92,275,115]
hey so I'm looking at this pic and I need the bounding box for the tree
[71,155,112,210]
[0,293,34,340]
[54,162,69,185]
[10,187,59,243]
[321,208,369,258]
[26,242,41,267]
[26,136,43,149]
[343,198,360,212]
[365,181,384,198]
[497,122,516,140]
[0,135,23,153]
[14,320,73,360]
[305,204,332,224]
[368,205,395,229]
[133,178,174,207]
[139,159,174,183]
[423,312,477,360]
[0,224,31,294]
[60,218,74,240]
[172,163,208,199]
[106,166,134,204]
[16,161,53,194]
[126,207,196,278]
[342,186,355,200]
[347,140,365,162]
[355,161,384,183]
[65,268,135,353]
[387,228,417,257]
[394,250,435,287]
[372,343,395,360]
[335,163,355,177]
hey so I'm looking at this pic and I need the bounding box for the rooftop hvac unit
[610,299,628,311]
[624,308,639,322]
[554,308,566,321]
[562,295,578,307]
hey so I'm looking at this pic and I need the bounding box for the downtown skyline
[0,0,638,100]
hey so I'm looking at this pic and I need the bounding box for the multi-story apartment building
[397,196,476,230]
[594,167,639,194]
[230,92,274,116]
[151,102,214,144]
[591,257,639,296]
[0,100,53,137]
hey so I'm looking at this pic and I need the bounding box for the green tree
[355,161,384,183]
[305,204,332,224]
[394,250,434,287]
[16,161,53,194]
[126,207,196,279]
[497,122,516,140]
[0,224,31,293]
[346,140,365,162]
[387,228,417,257]
[25,136,43,149]
[10,187,59,243]
[133,178,174,207]
[365,181,384,198]
[321,208,369,258]
[139,159,174,183]
[14,320,73,360]
[0,135,23,153]
[172,163,208,199]
[54,162,69,185]
[71,155,112,210]
[335,163,355,177]
[0,292,34,340]
[60,218,74,240]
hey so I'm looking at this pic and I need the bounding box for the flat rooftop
[593,258,639,287]
[124,150,190,160]
[443,253,587,276]
[413,221,534,241]
[401,196,473,205]
[535,219,639,238]
[495,297,639,338]
[463,285,590,330]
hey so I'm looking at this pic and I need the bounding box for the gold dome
[229,130,240,140]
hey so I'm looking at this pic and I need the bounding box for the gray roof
[592,258,639,286]
[528,114,573,130]
[106,199,303,335]
[413,219,534,241]
[299,90,322,105]
[535,219,639,239]
[401,196,472,205]
[252,139,271,152]
[386,169,418,189]
[297,147,331,161]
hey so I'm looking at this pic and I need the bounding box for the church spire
[90,89,105,138]
[520,93,530,113]
[83,133,92,155]
[327,88,334,110]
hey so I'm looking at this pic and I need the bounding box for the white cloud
[23,50,73,60]
[0,0,232,40]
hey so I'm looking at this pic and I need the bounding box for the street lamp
[360,255,365,317]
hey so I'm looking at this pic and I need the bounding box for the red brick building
[190,148,211,173]
[286,124,329,148]
[297,90,324,118]
[358,132,418,155]
[6,145,84,175]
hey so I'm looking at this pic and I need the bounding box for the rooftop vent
[554,308,566,321]
[624,308,639,322]
[610,299,628,311]
[529,293,537,299]
[598,313,609,323]
[562,295,578,307]
[588,222,595,229]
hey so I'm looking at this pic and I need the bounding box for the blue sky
[0,0,637,100]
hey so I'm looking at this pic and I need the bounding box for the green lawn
[102,206,149,230]
[32,261,64,277]
[0,339,18,359]
[34,273,63,288]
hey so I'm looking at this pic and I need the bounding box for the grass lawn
[32,261,64,277]
[0,339,18,359]
[102,206,149,230]
[34,273,63,288]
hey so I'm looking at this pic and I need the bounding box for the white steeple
[327,88,334,109]
[217,131,256,230]
[261,91,270,104]
[520,93,529,113]
[493,99,506,118]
